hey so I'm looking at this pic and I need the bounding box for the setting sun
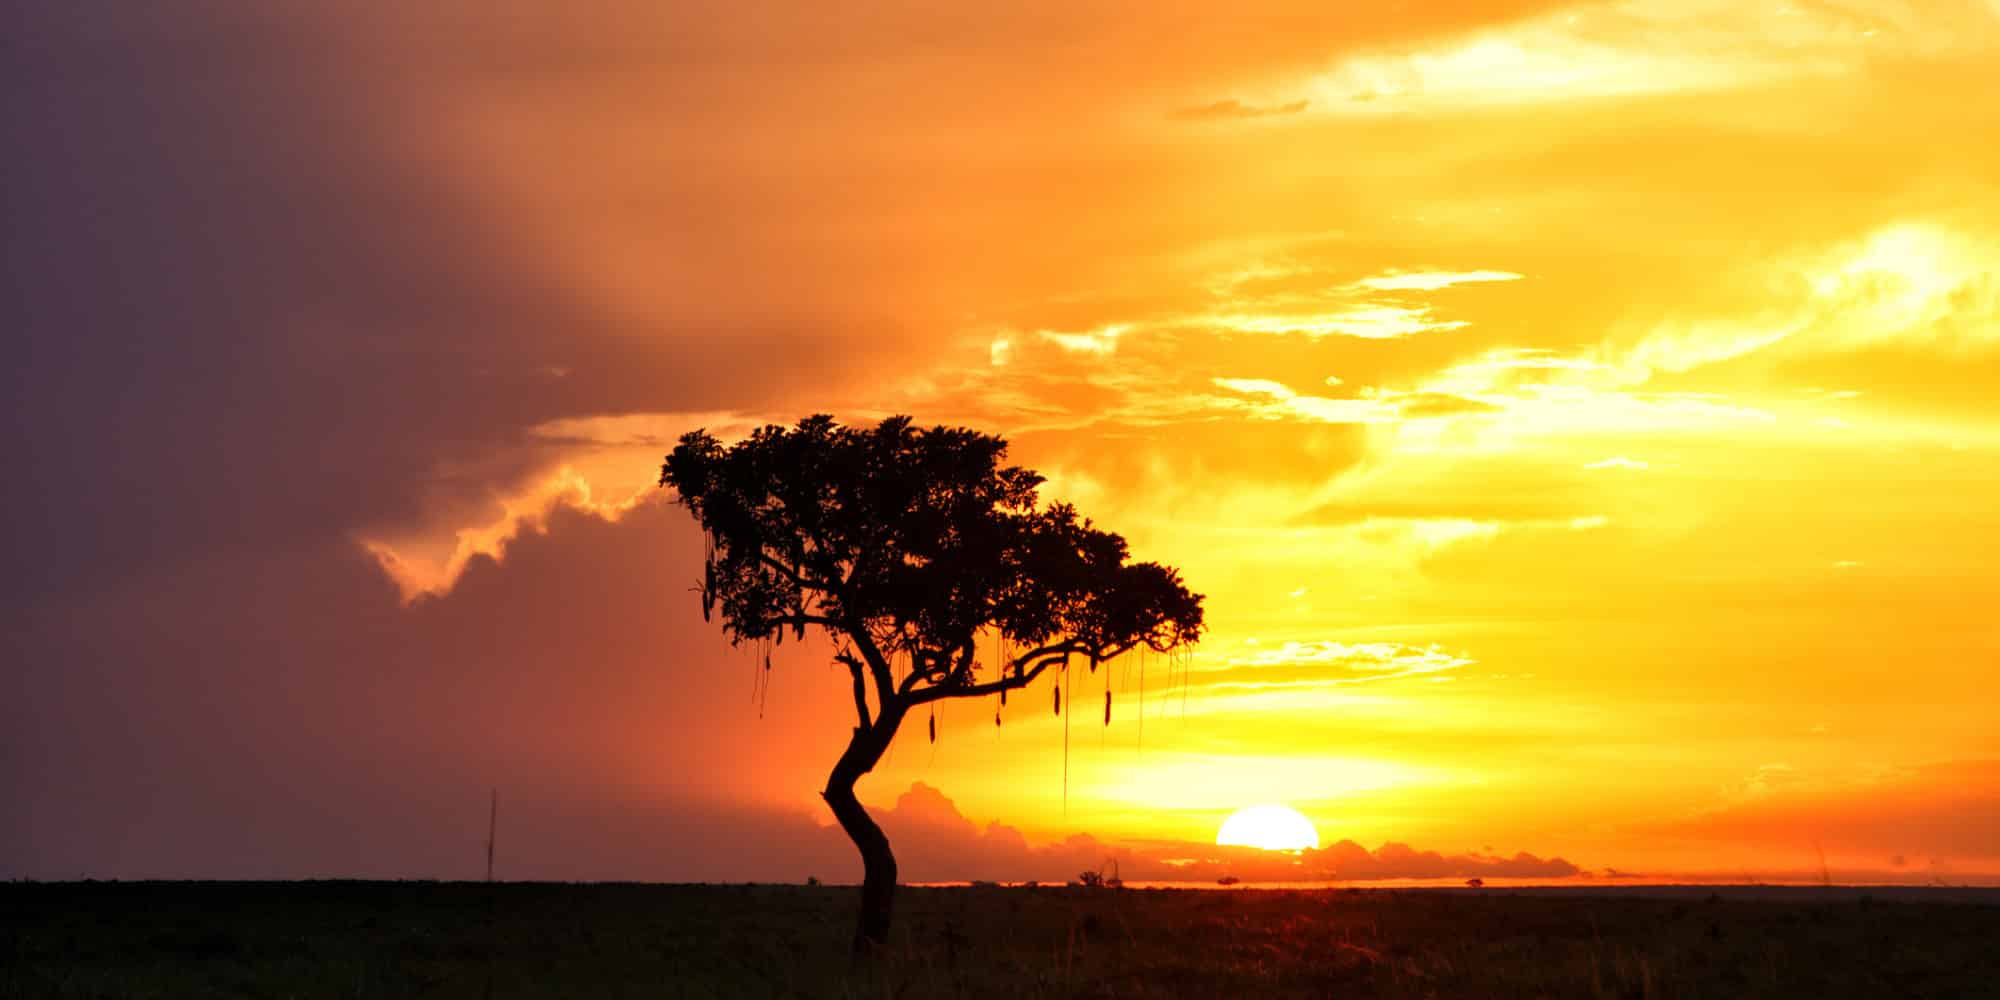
[1216,805,1322,852]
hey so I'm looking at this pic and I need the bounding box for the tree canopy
[662,414,1204,728]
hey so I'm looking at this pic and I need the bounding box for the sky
[5,0,1998,885]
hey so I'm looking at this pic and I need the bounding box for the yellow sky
[359,0,2000,880]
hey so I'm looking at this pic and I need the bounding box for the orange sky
[343,0,2000,882]
[7,0,1998,884]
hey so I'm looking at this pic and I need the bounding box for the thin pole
[485,789,497,882]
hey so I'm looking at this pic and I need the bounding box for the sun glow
[1216,804,1322,852]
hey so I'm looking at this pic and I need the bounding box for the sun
[1216,804,1321,852]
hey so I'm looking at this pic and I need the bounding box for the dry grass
[4,881,1997,998]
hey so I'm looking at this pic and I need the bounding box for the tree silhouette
[661,415,1204,951]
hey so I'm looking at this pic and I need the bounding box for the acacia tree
[661,415,1203,951]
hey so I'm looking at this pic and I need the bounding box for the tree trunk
[822,705,905,955]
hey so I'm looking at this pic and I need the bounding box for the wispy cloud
[1625,223,2000,375]
[1210,377,1394,423]
[529,410,763,448]
[1355,269,1524,292]
[1296,0,1978,113]
[1211,640,1475,688]
[1210,377,1497,425]
[1297,494,1575,526]
[361,469,650,604]
[1170,98,1311,121]
[1211,304,1470,339]
[1038,324,1128,356]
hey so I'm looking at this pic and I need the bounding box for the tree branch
[755,552,811,590]
[843,621,899,711]
[892,638,977,697]
[835,649,873,730]
[761,613,842,632]
[756,548,850,604]
[896,653,927,696]
[893,633,1148,704]
[895,647,948,696]
[1022,653,1073,676]
[1007,639,1086,673]
[1096,638,1141,662]
[904,655,1055,707]
[798,523,854,603]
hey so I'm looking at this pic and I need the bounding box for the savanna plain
[6,881,1998,999]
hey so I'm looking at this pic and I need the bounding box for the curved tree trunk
[823,771,896,953]
[822,705,905,955]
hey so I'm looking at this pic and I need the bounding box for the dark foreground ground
[5,882,1997,999]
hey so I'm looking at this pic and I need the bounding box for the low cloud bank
[862,782,1579,885]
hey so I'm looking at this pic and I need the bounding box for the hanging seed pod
[929,714,936,744]
[1104,690,1112,725]
[999,687,1007,707]
[1054,684,1062,716]
[994,711,1001,728]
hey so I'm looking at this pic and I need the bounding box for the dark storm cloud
[0,2,898,609]
[6,3,575,601]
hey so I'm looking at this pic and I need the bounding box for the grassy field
[4,881,1997,998]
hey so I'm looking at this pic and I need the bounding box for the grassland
[4,881,1996,998]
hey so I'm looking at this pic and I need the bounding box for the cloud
[1585,456,1649,470]
[527,411,763,449]
[1100,250,1532,344]
[1211,378,1499,427]
[1213,641,1474,688]
[1211,377,1298,397]
[1212,304,1471,339]
[1354,270,1524,292]
[1646,760,2000,867]
[361,469,648,603]
[2,1,932,610]
[1295,0,1990,112]
[1298,495,1576,525]
[1209,378,1393,423]
[1624,223,2000,376]
[1038,325,1128,356]
[863,782,1579,884]
[1394,392,1501,418]
[1171,98,1311,121]
[1310,840,1580,881]
[1395,347,1782,436]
